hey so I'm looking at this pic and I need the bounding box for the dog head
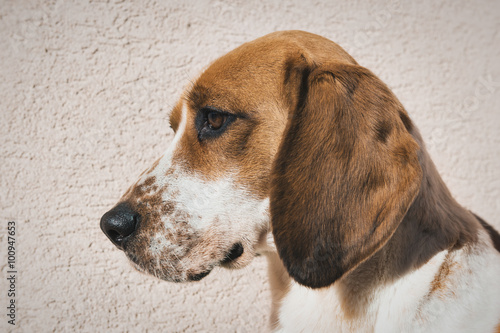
[100,30,422,287]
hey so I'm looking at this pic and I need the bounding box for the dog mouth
[188,270,212,281]
[188,242,244,281]
[220,242,244,265]
[127,241,246,282]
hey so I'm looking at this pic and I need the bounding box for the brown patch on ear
[374,119,392,143]
[271,63,422,288]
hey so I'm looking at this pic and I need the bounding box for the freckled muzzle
[100,193,248,283]
[100,199,205,281]
[100,134,266,283]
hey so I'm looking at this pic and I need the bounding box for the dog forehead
[189,42,289,114]
[185,31,357,114]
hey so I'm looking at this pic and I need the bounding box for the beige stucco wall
[1,0,499,332]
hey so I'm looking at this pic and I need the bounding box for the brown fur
[170,31,358,198]
[116,30,488,297]
[99,31,500,330]
[169,31,483,290]
[168,100,183,132]
[271,62,423,288]
[228,32,481,291]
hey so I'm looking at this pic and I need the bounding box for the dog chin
[128,257,214,283]
[126,241,252,282]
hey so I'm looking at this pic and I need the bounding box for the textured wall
[1,0,499,332]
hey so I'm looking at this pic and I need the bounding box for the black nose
[100,202,140,249]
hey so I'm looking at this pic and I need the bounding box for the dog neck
[385,128,480,274]
[340,127,480,288]
[258,128,481,327]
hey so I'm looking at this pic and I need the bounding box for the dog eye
[207,111,226,130]
[196,107,236,140]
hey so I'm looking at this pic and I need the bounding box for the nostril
[107,230,122,243]
[100,202,140,249]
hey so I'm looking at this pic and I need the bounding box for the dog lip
[221,242,244,264]
[189,270,212,281]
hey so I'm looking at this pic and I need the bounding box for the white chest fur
[273,230,500,333]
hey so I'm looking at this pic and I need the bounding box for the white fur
[274,229,500,333]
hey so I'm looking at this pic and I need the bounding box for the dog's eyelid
[199,106,238,117]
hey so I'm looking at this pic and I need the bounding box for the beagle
[100,31,500,332]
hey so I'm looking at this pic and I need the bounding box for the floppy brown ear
[271,63,422,289]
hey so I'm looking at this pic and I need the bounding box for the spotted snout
[100,196,248,282]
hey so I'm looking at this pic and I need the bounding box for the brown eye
[207,111,226,130]
[196,107,236,140]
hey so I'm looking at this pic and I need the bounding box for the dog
[100,31,500,332]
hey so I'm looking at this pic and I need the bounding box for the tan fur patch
[429,252,454,296]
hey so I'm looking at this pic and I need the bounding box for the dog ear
[271,63,422,288]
